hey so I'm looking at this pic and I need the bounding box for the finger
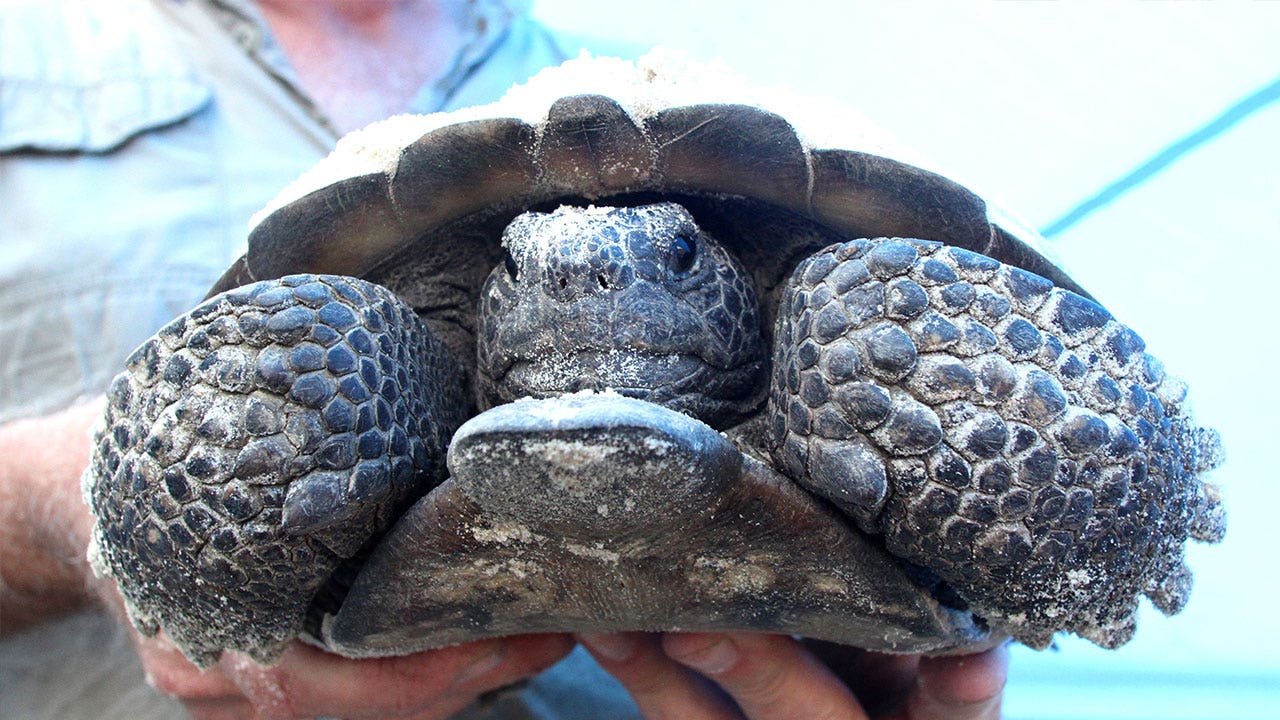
[900,644,1008,720]
[132,631,243,702]
[449,633,578,695]
[183,698,262,720]
[803,640,920,717]
[663,632,869,720]
[578,632,740,719]
[223,634,573,720]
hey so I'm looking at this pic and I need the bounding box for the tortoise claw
[324,394,994,657]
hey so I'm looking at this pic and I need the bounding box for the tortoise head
[475,202,769,428]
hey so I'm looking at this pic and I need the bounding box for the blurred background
[528,2,1279,718]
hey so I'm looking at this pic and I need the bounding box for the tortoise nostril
[597,274,610,290]
[558,277,568,290]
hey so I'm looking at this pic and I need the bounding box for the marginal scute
[648,103,810,213]
[234,174,398,287]
[986,224,1091,298]
[391,117,540,229]
[810,150,990,251]
[538,94,653,197]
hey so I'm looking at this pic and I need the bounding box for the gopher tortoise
[84,56,1225,667]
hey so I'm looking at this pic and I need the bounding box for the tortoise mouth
[500,350,712,396]
[486,349,770,430]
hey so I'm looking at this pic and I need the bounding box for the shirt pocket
[0,0,211,153]
[0,3,223,421]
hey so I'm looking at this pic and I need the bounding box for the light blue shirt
[0,1,640,717]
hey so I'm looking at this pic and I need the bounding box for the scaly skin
[85,204,1224,665]
[85,275,468,665]
[476,203,769,429]
[771,238,1225,648]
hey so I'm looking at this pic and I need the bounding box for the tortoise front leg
[768,238,1225,649]
[84,274,469,666]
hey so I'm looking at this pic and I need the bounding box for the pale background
[529,2,1280,718]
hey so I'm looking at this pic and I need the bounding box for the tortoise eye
[669,234,697,275]
[503,251,519,281]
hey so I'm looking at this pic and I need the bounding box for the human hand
[0,400,575,719]
[0,401,1004,719]
[111,604,574,720]
[578,631,1006,720]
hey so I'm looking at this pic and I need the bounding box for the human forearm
[0,398,581,719]
[0,399,104,633]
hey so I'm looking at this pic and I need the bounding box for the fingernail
[452,644,506,689]
[668,634,739,675]
[577,632,637,661]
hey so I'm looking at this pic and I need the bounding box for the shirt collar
[194,0,527,131]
